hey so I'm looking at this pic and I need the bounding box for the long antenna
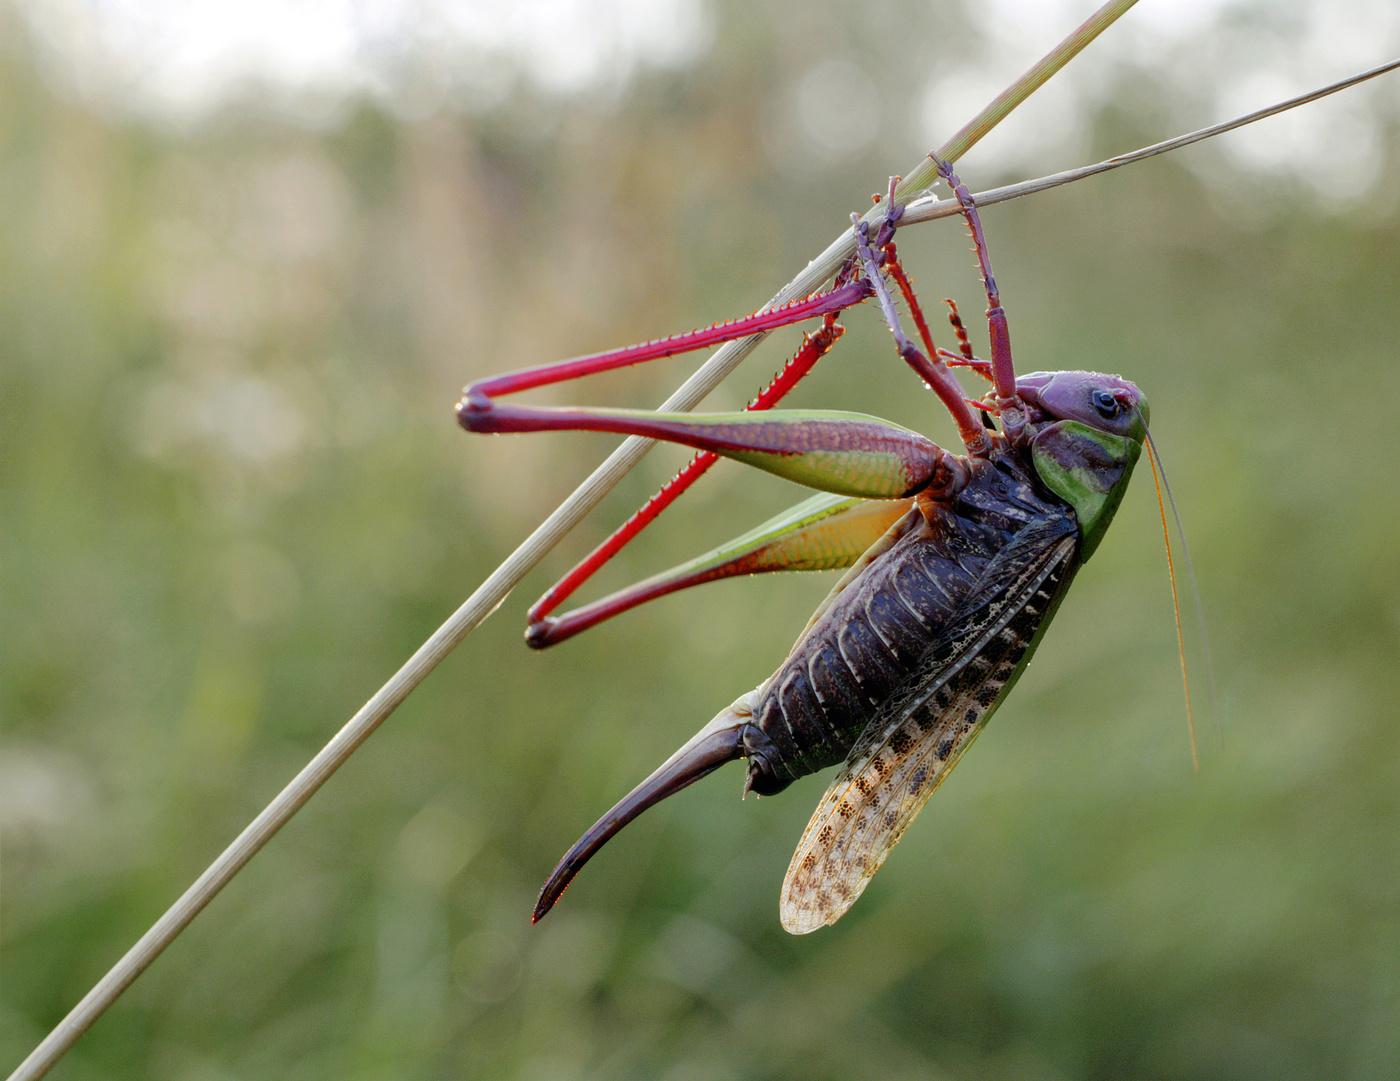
[1148,430,1221,744]
[1147,431,1198,771]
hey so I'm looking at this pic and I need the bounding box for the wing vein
[779,532,1076,933]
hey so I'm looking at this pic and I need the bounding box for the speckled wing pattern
[779,527,1078,934]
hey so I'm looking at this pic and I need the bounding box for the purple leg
[930,156,1024,443]
[851,211,990,456]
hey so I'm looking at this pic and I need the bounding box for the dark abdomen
[742,454,1075,794]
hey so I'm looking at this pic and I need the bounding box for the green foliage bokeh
[3,4,1399,1079]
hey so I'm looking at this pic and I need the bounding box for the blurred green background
[4,0,1400,1078]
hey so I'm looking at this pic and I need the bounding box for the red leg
[524,186,1000,646]
[461,178,990,647]
[460,280,867,407]
[529,494,913,648]
[526,317,844,641]
[881,244,939,365]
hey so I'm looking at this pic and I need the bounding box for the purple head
[1014,370,1149,439]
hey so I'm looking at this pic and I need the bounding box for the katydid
[15,50,1400,1081]
[458,162,1148,932]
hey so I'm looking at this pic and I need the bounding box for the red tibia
[882,243,939,362]
[529,554,724,648]
[526,448,717,629]
[463,280,868,403]
[526,317,845,637]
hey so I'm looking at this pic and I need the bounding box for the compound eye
[1091,389,1121,420]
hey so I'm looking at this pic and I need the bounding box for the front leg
[930,156,1027,445]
